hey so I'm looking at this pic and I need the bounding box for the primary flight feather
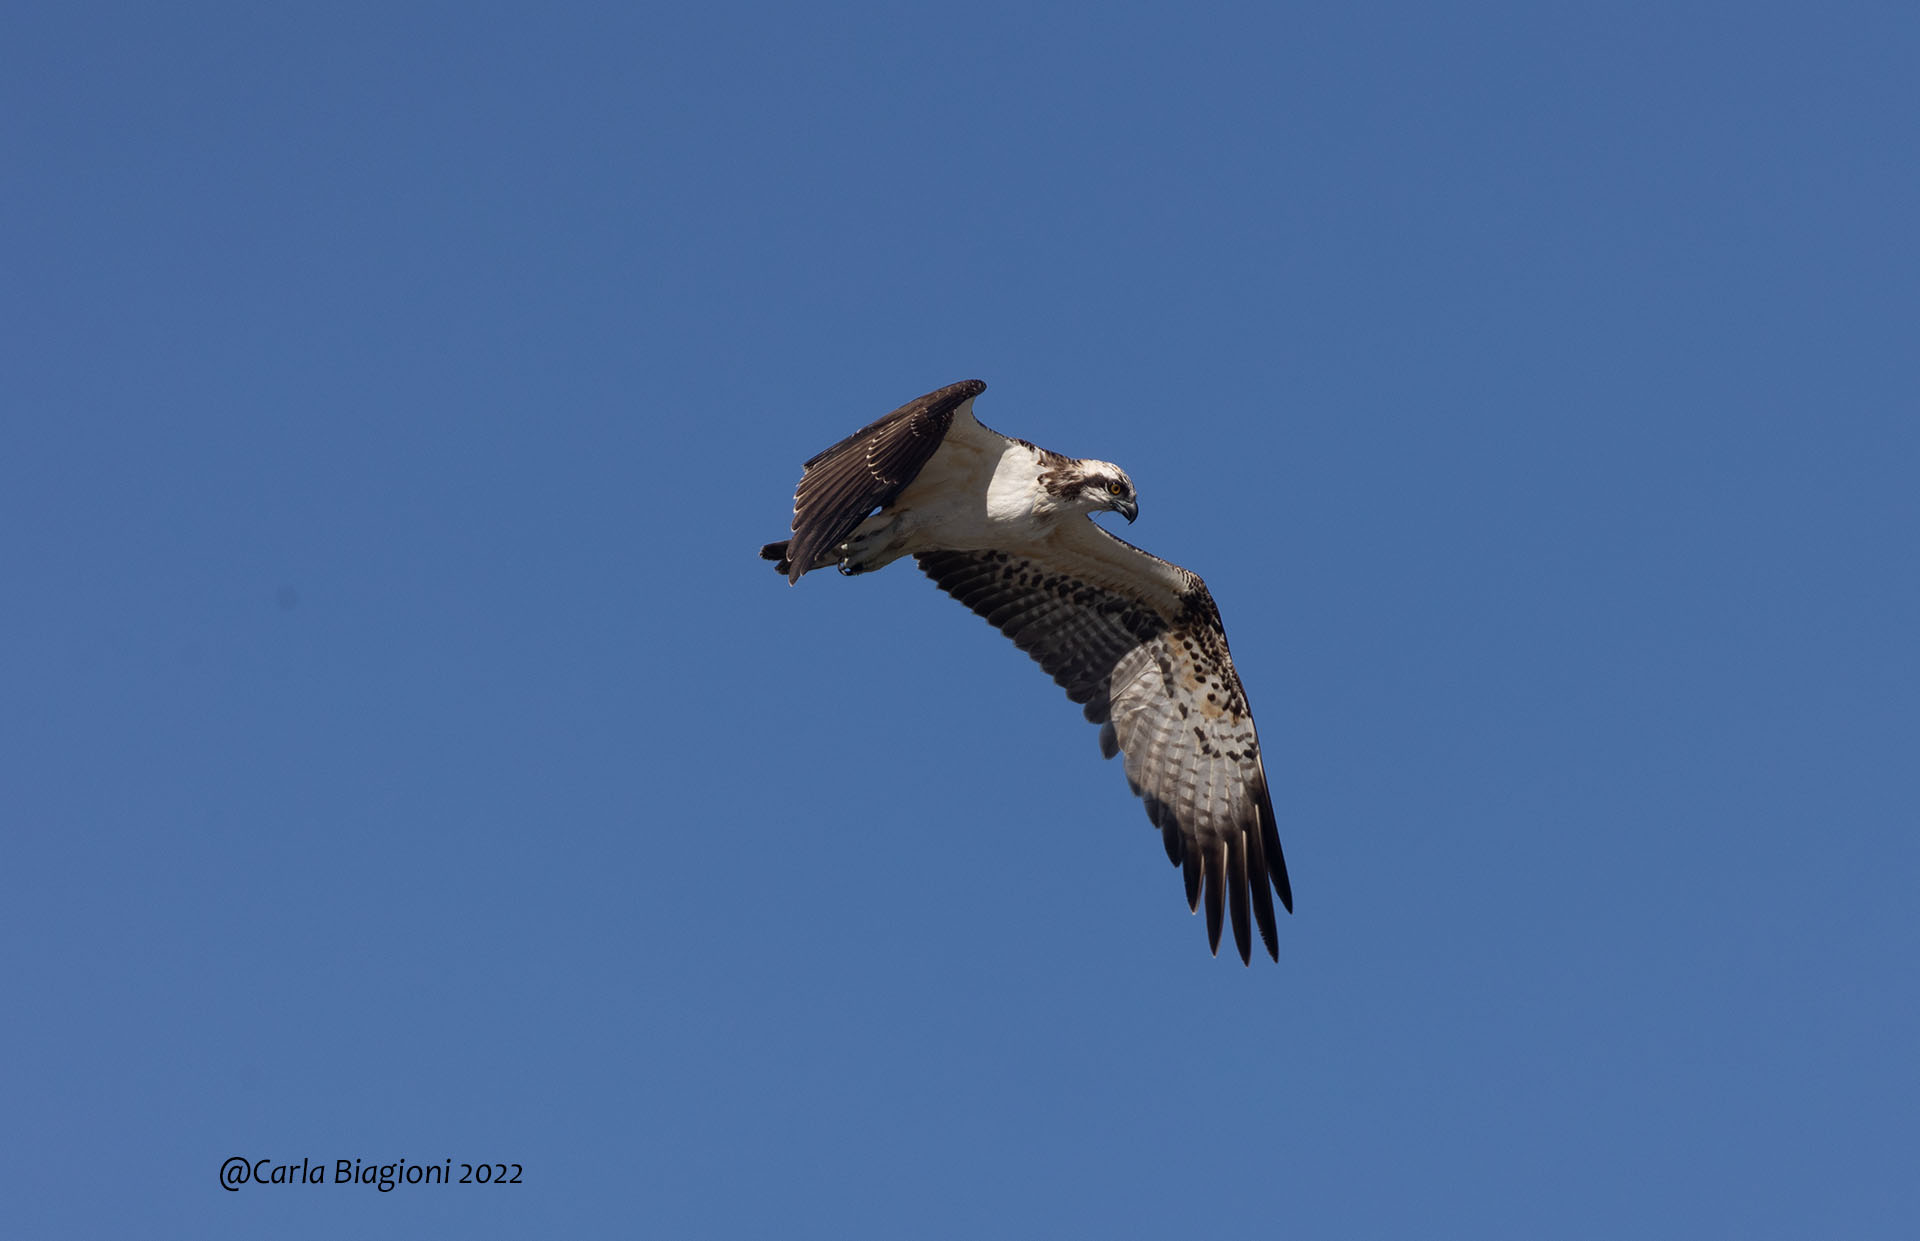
[761,379,1291,963]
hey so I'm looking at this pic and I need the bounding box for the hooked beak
[1111,496,1138,523]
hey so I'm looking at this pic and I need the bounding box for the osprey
[761,380,1291,963]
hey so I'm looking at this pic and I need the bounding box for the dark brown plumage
[762,379,985,584]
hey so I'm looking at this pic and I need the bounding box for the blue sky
[5,3,1917,1237]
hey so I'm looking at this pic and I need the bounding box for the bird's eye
[1105,480,1125,496]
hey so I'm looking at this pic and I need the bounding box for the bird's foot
[831,518,906,577]
[832,530,881,576]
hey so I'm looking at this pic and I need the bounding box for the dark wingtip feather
[1203,846,1226,955]
[1246,823,1280,961]
[1160,819,1184,867]
[1227,833,1253,966]
[1182,850,1202,912]
[1259,794,1293,914]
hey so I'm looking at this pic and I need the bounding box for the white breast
[890,409,1049,551]
[983,442,1048,525]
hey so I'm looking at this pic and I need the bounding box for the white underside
[840,400,1060,567]
[832,398,1190,606]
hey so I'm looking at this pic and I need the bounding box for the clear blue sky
[5,3,1916,1237]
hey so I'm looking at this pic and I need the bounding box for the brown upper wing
[776,379,986,584]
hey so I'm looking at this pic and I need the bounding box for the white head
[1041,458,1138,523]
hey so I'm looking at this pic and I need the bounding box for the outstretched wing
[916,525,1291,964]
[771,379,986,584]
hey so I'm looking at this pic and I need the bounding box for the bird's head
[1070,460,1139,523]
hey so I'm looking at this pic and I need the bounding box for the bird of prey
[761,379,1291,963]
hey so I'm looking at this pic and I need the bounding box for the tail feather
[760,537,851,582]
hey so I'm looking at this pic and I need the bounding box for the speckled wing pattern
[916,533,1292,963]
[767,379,987,584]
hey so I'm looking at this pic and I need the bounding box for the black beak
[1113,497,1138,523]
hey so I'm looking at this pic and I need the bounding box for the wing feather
[1245,809,1279,959]
[778,379,986,583]
[917,529,1291,963]
[1203,843,1227,956]
[1227,830,1252,965]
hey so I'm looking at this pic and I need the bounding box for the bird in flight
[761,380,1290,963]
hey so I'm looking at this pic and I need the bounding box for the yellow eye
[1106,480,1125,496]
